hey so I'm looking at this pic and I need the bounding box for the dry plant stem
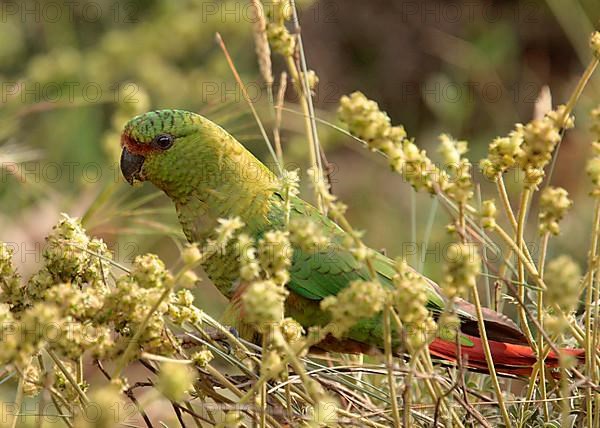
[389,311,464,428]
[593,248,600,424]
[284,55,323,210]
[96,360,154,428]
[414,360,458,428]
[288,0,325,181]
[35,357,48,428]
[560,363,570,428]
[537,232,550,420]
[35,356,69,428]
[383,305,402,428]
[562,57,599,125]
[204,365,283,428]
[335,409,388,428]
[50,392,74,428]
[216,32,282,175]
[185,402,203,428]
[273,72,288,165]
[249,0,273,93]
[545,56,598,186]
[277,332,394,428]
[47,350,90,405]
[260,333,268,428]
[469,280,512,428]
[516,188,536,346]
[496,175,518,231]
[493,225,546,291]
[584,198,600,427]
[501,274,600,390]
[10,373,23,428]
[402,354,420,428]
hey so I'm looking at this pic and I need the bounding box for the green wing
[282,197,446,313]
[267,196,524,347]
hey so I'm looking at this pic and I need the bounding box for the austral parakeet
[120,109,582,376]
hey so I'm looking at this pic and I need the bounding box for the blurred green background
[1,0,600,318]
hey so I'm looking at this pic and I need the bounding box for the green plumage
[121,109,523,352]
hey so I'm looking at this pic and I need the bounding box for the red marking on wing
[429,335,585,376]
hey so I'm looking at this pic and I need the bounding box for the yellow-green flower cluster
[22,363,42,397]
[53,317,112,361]
[0,243,26,311]
[442,244,481,299]
[168,289,202,326]
[281,317,304,344]
[321,280,386,338]
[587,108,600,195]
[538,186,572,235]
[590,31,600,59]
[182,243,203,266]
[0,213,212,379]
[338,91,406,169]
[260,350,284,379]
[237,234,261,281]
[403,141,450,193]
[587,144,600,194]
[211,217,245,253]
[102,275,171,357]
[235,227,293,332]
[391,260,437,349]
[338,91,448,193]
[480,106,573,187]
[307,167,347,219]
[0,219,122,366]
[301,69,320,92]
[338,91,404,149]
[37,213,112,289]
[265,0,295,57]
[518,106,573,188]
[241,280,288,331]
[54,362,89,403]
[544,255,581,314]
[157,361,195,402]
[479,130,524,180]
[438,133,467,166]
[0,303,59,368]
[289,218,328,253]
[258,230,292,286]
[73,386,124,428]
[131,253,174,289]
[220,411,243,428]
[438,134,473,204]
[281,169,300,199]
[192,348,214,368]
[24,214,112,311]
[480,200,498,229]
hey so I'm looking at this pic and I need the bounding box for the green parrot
[120,109,580,375]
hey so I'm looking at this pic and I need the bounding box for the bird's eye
[153,134,173,150]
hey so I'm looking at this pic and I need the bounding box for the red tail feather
[428,335,585,376]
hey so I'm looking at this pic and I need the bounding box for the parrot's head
[120,109,276,202]
[120,109,205,189]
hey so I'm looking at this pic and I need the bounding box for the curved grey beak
[120,148,145,185]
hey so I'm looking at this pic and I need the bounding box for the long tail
[429,335,585,376]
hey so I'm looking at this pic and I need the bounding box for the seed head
[538,186,572,235]
[321,280,386,338]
